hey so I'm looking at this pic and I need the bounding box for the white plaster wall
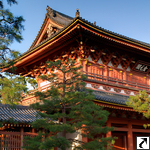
[57,130,82,150]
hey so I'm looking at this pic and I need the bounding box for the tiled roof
[0,91,128,123]
[93,90,129,105]
[46,6,73,26]
[28,6,73,51]
[78,17,150,48]
[0,104,40,123]
[20,7,150,60]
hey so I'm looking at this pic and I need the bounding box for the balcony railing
[83,71,150,91]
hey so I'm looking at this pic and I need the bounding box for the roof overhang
[2,17,150,74]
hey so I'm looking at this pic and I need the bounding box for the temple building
[1,6,150,150]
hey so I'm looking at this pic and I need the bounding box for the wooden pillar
[106,66,109,82]
[20,127,24,150]
[128,121,133,150]
[37,78,41,91]
[42,128,45,141]
[106,120,112,150]
[106,120,111,138]
[82,124,88,150]
[32,128,35,133]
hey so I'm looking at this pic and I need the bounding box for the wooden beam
[115,127,128,132]
[109,117,150,126]
[132,128,150,133]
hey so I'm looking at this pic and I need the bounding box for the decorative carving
[104,86,110,91]
[124,90,130,95]
[47,24,57,37]
[91,84,99,89]
[75,8,80,17]
[116,88,121,93]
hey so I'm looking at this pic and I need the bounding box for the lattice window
[0,133,21,150]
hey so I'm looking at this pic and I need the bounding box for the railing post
[20,127,24,150]
[1,134,4,150]
[106,66,108,82]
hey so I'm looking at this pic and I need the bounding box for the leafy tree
[26,77,38,90]
[0,0,17,8]
[0,72,28,104]
[24,59,114,150]
[126,90,150,118]
[126,90,150,128]
[0,0,24,67]
[0,0,37,104]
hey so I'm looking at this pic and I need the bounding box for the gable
[31,17,63,48]
[29,6,73,49]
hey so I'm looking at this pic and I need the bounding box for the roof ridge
[78,17,150,47]
[46,5,73,20]
[0,103,31,109]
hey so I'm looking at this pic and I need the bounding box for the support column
[82,124,88,150]
[128,121,133,150]
[106,66,109,83]
[106,120,111,138]
[32,128,35,133]
[20,127,24,150]
[106,120,112,150]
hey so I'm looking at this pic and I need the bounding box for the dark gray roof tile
[93,90,129,105]
[0,104,39,123]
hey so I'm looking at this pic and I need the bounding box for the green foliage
[0,0,24,68]
[23,133,44,150]
[0,72,28,104]
[0,122,3,128]
[0,0,32,105]
[24,59,114,150]
[0,0,17,9]
[0,9,24,67]
[126,90,150,118]
[26,77,38,90]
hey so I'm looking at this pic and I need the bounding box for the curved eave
[9,18,150,68]
[29,15,49,50]
[77,19,150,52]
[12,19,80,65]
[94,99,135,112]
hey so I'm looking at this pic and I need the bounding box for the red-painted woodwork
[112,132,127,150]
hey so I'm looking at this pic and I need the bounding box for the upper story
[5,6,150,105]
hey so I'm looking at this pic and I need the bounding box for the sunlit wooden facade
[8,6,150,150]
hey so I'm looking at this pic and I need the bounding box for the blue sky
[4,0,150,54]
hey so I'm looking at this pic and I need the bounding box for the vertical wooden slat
[1,134,3,150]
[20,127,24,150]
[0,131,38,149]
[18,134,19,150]
[14,135,15,150]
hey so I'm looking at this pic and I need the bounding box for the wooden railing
[0,131,38,150]
[83,71,150,91]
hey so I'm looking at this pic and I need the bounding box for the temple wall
[57,130,82,150]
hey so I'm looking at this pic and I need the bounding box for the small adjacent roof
[0,91,129,124]
[0,104,40,123]
[93,90,129,105]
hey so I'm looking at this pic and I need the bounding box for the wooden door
[112,132,127,150]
